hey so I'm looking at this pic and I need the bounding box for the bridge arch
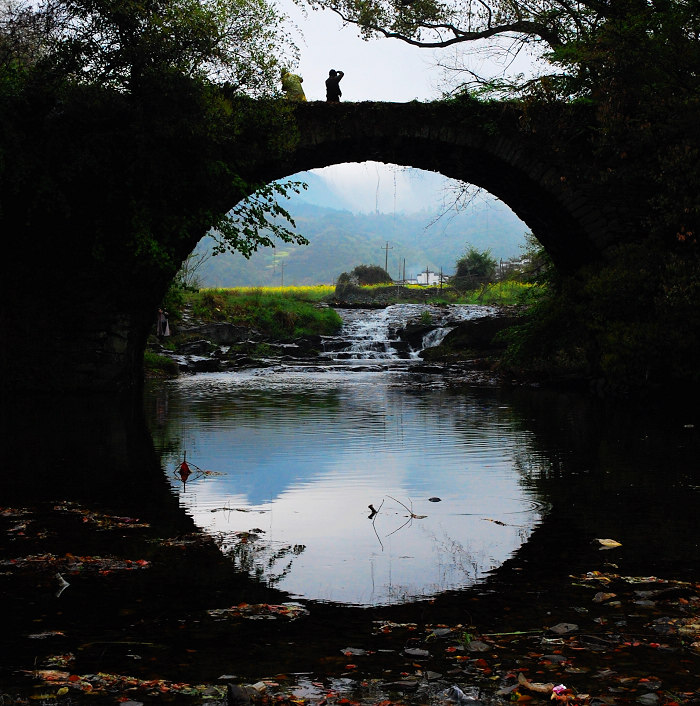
[240,102,616,271]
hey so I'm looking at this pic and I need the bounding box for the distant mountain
[288,165,466,214]
[194,199,529,287]
[289,171,356,211]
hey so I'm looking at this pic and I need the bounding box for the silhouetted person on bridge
[325,69,344,102]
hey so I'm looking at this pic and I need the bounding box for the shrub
[143,350,179,378]
[452,246,497,291]
[350,264,392,285]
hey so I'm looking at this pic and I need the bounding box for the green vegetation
[348,264,393,285]
[143,350,180,378]
[500,239,700,393]
[186,287,342,339]
[452,246,498,291]
[336,264,393,287]
[1,0,304,274]
[456,281,544,306]
[228,285,337,301]
[334,277,537,306]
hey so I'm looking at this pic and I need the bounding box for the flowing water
[2,304,699,703]
[315,304,487,364]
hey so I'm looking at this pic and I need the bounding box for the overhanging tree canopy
[300,0,700,100]
[1,0,297,94]
[0,0,310,283]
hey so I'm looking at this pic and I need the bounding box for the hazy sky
[311,160,494,214]
[281,2,441,102]
[280,1,544,102]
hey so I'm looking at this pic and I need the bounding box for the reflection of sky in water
[151,371,549,605]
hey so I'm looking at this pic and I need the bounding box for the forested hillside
[195,199,528,287]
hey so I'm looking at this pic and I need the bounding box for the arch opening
[189,162,533,288]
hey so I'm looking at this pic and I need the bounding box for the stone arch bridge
[4,99,626,394]
[246,101,618,270]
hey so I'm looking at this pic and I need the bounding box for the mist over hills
[194,168,530,287]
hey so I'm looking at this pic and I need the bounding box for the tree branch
[332,7,564,48]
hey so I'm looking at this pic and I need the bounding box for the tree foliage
[1,0,296,94]
[0,0,306,300]
[350,264,393,284]
[336,264,393,286]
[300,0,700,102]
[452,245,496,290]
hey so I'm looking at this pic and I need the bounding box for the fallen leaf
[518,672,554,694]
[595,538,622,549]
[593,592,617,603]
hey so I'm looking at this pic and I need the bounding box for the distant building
[416,270,446,286]
[496,257,531,279]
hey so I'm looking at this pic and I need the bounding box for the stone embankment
[332,281,446,307]
[148,318,327,375]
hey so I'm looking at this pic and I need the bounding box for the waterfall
[318,303,494,367]
[421,326,454,350]
[321,308,403,361]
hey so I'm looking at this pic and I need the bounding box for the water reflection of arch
[144,378,698,604]
[3,386,697,687]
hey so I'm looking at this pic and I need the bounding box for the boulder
[176,339,216,355]
[395,322,437,348]
[420,314,522,361]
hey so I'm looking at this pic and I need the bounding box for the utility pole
[403,258,406,283]
[280,261,284,287]
[382,242,393,273]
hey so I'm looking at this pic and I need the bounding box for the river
[1,304,699,704]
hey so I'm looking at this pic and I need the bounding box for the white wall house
[416,270,444,286]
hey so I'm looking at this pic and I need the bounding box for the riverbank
[145,302,524,386]
[145,285,536,382]
[145,283,698,401]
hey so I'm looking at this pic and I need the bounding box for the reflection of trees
[144,380,345,462]
[428,530,489,585]
[217,531,306,587]
[501,388,700,566]
[379,530,491,603]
